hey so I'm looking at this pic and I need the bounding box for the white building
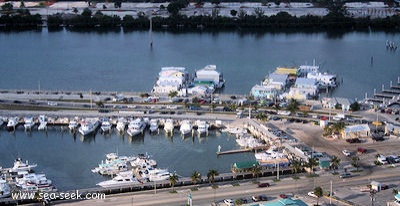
[297,64,319,76]
[283,78,317,100]
[342,124,370,139]
[262,73,288,91]
[152,67,188,96]
[194,65,225,91]
[322,97,353,111]
[250,84,278,99]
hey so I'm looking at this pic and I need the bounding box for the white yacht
[163,119,174,135]
[196,120,209,136]
[78,118,100,136]
[68,118,79,132]
[23,116,35,131]
[127,118,146,137]
[179,120,192,136]
[100,118,112,133]
[149,119,159,133]
[6,117,19,132]
[38,115,47,131]
[0,179,11,198]
[96,171,140,188]
[15,172,52,188]
[115,118,127,134]
[148,169,171,182]
[9,158,37,173]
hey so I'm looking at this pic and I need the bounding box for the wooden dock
[217,146,269,155]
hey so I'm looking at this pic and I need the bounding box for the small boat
[164,119,174,135]
[179,120,192,136]
[149,119,159,133]
[38,115,47,131]
[127,118,146,137]
[9,158,37,173]
[196,120,209,136]
[96,171,141,188]
[6,117,19,132]
[116,118,127,134]
[78,118,100,136]
[0,179,11,198]
[148,168,171,182]
[23,117,35,131]
[100,118,112,133]
[68,118,79,132]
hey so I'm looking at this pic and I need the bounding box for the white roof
[344,124,370,133]
[268,73,288,84]
[251,84,276,92]
[295,77,316,86]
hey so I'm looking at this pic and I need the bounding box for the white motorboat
[38,115,47,131]
[196,120,209,136]
[78,118,100,136]
[100,118,112,133]
[163,119,174,135]
[92,152,135,176]
[130,153,157,169]
[0,179,11,198]
[15,172,52,188]
[9,158,37,173]
[23,117,35,131]
[96,171,140,188]
[148,169,171,182]
[179,120,192,136]
[127,118,146,137]
[68,118,79,131]
[148,119,159,133]
[6,117,19,132]
[116,118,127,133]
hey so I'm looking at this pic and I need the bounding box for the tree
[254,7,264,18]
[238,9,246,19]
[332,121,345,134]
[291,159,303,176]
[207,169,219,185]
[1,3,13,11]
[168,172,179,192]
[96,101,104,108]
[306,157,318,174]
[20,0,25,8]
[351,156,360,171]
[191,170,201,186]
[314,186,323,205]
[211,0,221,7]
[251,165,261,179]
[168,90,178,99]
[350,101,360,111]
[230,9,237,17]
[211,8,220,18]
[286,98,299,114]
[330,155,341,173]
[81,8,92,17]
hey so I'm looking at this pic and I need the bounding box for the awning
[395,194,400,201]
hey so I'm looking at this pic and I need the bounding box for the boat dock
[217,146,269,155]
[365,77,400,106]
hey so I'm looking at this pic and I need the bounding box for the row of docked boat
[93,153,172,188]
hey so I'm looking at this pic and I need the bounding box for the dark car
[279,194,288,198]
[346,138,361,143]
[258,182,270,187]
[252,195,267,202]
[339,173,352,178]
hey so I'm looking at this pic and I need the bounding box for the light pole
[370,189,377,206]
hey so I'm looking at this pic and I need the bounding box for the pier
[217,146,269,155]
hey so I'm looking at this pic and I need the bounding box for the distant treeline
[1,8,400,32]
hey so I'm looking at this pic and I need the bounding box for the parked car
[357,147,367,154]
[342,150,351,156]
[339,173,352,178]
[252,195,267,202]
[346,138,361,143]
[307,191,318,198]
[223,199,234,206]
[258,182,270,187]
[279,194,288,198]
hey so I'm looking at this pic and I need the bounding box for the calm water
[0,29,399,99]
[0,29,400,190]
[0,126,252,191]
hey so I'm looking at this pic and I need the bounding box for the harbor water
[0,126,253,191]
[0,29,399,99]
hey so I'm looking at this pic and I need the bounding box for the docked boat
[23,116,35,131]
[163,119,174,135]
[9,158,37,173]
[236,135,263,148]
[179,120,192,136]
[6,117,19,132]
[68,118,79,132]
[130,153,157,169]
[100,118,112,133]
[116,118,127,134]
[0,179,11,198]
[96,171,141,188]
[148,168,171,182]
[92,152,135,176]
[15,171,52,189]
[149,119,159,133]
[127,118,146,137]
[78,118,100,136]
[196,120,209,136]
[38,115,47,131]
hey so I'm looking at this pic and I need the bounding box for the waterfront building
[193,65,225,92]
[297,64,319,77]
[341,124,370,139]
[152,67,188,96]
[321,97,353,111]
[262,73,289,91]
[282,78,317,100]
[250,84,278,99]
[274,67,297,76]
[231,160,259,173]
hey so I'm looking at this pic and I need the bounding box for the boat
[163,119,174,135]
[96,171,141,188]
[0,179,11,198]
[6,117,19,132]
[179,120,192,136]
[196,120,209,136]
[9,158,37,173]
[15,171,52,188]
[115,118,127,134]
[149,119,159,133]
[100,118,112,133]
[68,118,79,132]
[236,135,263,148]
[127,118,146,137]
[78,118,100,136]
[92,152,135,176]
[228,127,246,135]
[130,153,157,169]
[148,169,171,182]
[38,115,47,131]
[23,116,35,131]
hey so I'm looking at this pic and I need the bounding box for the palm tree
[191,170,201,186]
[291,159,303,177]
[168,172,179,192]
[168,90,178,99]
[314,186,323,205]
[351,156,360,171]
[286,98,299,114]
[306,157,318,174]
[207,169,219,185]
[330,155,341,173]
[251,165,261,179]
[332,121,345,134]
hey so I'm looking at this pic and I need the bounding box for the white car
[223,199,234,206]
[308,191,318,198]
[342,150,351,156]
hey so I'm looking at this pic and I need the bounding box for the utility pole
[330,180,333,205]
